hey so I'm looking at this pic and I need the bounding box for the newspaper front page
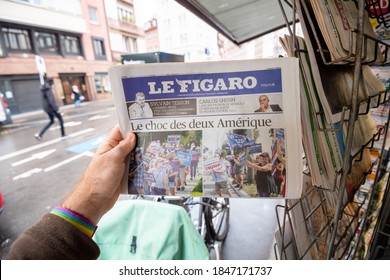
[109,58,302,198]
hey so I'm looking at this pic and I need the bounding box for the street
[0,99,117,258]
[0,99,282,259]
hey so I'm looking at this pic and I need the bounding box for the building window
[122,36,130,52]
[178,13,186,26]
[165,37,173,48]
[164,19,171,31]
[180,34,187,45]
[88,6,99,24]
[2,27,32,52]
[92,37,106,60]
[0,37,5,57]
[20,0,42,5]
[61,35,82,55]
[130,38,137,53]
[117,7,135,23]
[35,31,58,54]
[122,36,137,53]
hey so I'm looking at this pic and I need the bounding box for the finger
[95,125,123,155]
[111,132,136,159]
[106,124,123,143]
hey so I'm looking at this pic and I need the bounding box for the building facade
[217,25,303,60]
[144,18,159,52]
[104,0,144,63]
[144,0,219,62]
[0,0,114,114]
[0,0,144,115]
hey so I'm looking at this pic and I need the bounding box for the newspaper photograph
[109,58,302,198]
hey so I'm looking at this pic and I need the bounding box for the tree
[181,130,202,148]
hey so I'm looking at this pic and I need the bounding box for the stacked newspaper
[279,34,342,192]
[294,0,381,190]
[298,0,386,124]
[308,0,384,64]
[290,175,331,259]
[277,173,364,260]
[280,32,378,207]
[274,0,386,259]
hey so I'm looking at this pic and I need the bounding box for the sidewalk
[6,99,114,128]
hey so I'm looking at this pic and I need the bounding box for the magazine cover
[109,58,302,198]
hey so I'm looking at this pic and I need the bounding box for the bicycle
[183,196,230,260]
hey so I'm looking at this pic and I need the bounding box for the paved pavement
[4,99,115,128]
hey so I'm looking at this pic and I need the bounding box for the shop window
[94,73,111,94]
[92,37,106,60]
[2,27,32,53]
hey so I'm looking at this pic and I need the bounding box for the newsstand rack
[274,0,390,260]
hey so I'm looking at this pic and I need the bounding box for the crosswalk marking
[0,128,95,162]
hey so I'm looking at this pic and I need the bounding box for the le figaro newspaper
[109,58,303,199]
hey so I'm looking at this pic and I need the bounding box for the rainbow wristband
[50,207,97,238]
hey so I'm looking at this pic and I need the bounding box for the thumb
[113,132,136,158]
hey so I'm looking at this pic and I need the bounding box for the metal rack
[275,0,390,260]
[369,173,390,259]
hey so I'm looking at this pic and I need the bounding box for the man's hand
[61,125,136,224]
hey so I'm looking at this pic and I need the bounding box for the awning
[175,0,294,45]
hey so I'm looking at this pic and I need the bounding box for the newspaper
[109,58,303,198]
[297,0,386,124]
[308,0,384,64]
[280,32,378,207]
[279,34,343,191]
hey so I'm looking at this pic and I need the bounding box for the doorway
[59,74,87,105]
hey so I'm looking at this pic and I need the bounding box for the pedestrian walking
[35,77,66,140]
[212,152,232,197]
[71,85,82,107]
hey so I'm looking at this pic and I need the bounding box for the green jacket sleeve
[4,213,100,260]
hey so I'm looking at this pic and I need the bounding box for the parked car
[0,93,13,126]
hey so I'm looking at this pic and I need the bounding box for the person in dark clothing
[35,78,66,140]
[5,125,136,259]
[246,152,276,197]
[189,143,200,180]
[254,95,282,112]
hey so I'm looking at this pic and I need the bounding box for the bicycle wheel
[204,198,230,242]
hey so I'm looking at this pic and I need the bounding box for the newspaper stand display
[273,0,390,260]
